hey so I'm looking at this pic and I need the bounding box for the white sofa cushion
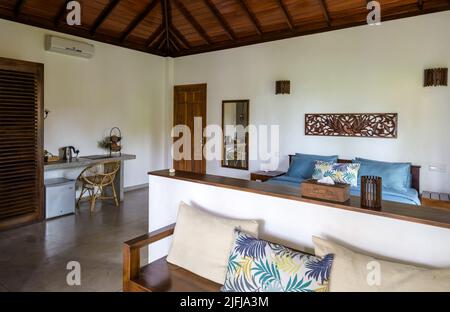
[167,202,259,284]
[313,236,450,292]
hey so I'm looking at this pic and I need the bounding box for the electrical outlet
[428,164,448,173]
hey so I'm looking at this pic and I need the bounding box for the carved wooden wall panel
[305,113,397,138]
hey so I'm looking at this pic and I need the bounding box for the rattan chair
[76,160,120,214]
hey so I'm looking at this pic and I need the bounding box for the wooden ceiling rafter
[418,0,424,10]
[173,2,450,56]
[161,0,171,54]
[172,0,212,45]
[157,36,167,49]
[145,24,165,48]
[90,0,121,36]
[318,0,331,27]
[237,0,263,36]
[13,0,26,17]
[170,27,191,49]
[54,0,71,26]
[203,0,236,40]
[169,31,185,50]
[0,0,449,57]
[275,0,295,31]
[120,0,159,42]
[169,37,180,52]
[151,29,166,49]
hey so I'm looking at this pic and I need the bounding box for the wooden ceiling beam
[237,0,262,36]
[172,0,212,45]
[14,0,27,17]
[120,0,159,42]
[145,24,165,47]
[90,0,121,36]
[3,0,450,58]
[203,0,236,40]
[175,2,450,57]
[0,11,166,56]
[54,1,71,26]
[149,28,166,49]
[170,28,191,49]
[161,0,170,54]
[275,0,295,31]
[157,37,167,50]
[169,31,185,50]
[169,37,180,52]
[318,0,331,27]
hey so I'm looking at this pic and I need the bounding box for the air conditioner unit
[45,35,95,59]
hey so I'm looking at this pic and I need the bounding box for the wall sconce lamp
[424,68,448,87]
[276,80,290,94]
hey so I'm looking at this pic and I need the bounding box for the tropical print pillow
[312,161,360,187]
[221,230,334,292]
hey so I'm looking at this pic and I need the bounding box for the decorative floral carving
[305,113,397,138]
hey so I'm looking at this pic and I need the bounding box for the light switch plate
[428,164,447,173]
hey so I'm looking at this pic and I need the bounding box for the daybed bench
[265,155,421,205]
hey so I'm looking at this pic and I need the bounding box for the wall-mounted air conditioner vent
[45,35,95,59]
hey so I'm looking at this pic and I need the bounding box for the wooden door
[0,57,44,231]
[173,84,206,174]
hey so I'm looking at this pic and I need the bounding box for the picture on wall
[305,113,398,138]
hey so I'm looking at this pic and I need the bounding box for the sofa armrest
[123,223,175,291]
[124,223,176,249]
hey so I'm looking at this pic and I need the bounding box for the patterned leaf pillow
[312,161,360,187]
[221,230,334,292]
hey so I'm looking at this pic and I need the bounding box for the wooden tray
[301,179,350,203]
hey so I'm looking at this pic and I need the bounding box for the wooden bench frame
[123,223,222,292]
[123,223,175,292]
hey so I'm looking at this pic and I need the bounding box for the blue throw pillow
[222,230,334,292]
[287,153,338,179]
[354,157,411,191]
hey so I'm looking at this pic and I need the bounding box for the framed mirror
[222,100,249,170]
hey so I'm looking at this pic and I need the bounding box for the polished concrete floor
[0,188,148,292]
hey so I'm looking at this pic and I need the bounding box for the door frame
[173,83,207,174]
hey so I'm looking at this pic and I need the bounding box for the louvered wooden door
[0,57,44,231]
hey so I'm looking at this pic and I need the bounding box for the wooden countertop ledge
[149,170,450,230]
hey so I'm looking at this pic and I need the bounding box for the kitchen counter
[44,154,136,202]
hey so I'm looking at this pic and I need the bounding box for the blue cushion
[287,153,338,179]
[350,186,420,205]
[222,230,334,292]
[354,157,411,192]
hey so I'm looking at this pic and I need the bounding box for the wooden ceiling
[0,0,449,57]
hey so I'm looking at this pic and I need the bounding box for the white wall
[148,175,450,268]
[173,11,450,193]
[0,19,170,187]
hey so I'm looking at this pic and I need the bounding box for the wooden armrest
[124,223,176,249]
[123,223,175,291]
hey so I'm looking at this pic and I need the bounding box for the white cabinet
[45,178,76,219]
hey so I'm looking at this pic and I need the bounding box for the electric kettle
[59,146,79,161]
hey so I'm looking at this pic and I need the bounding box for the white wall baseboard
[124,183,148,192]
